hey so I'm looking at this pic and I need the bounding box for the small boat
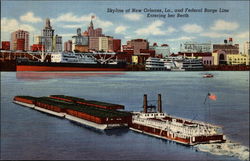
[203,74,214,78]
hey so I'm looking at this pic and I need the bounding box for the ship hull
[130,122,225,146]
[16,61,127,71]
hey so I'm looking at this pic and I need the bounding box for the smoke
[195,141,249,161]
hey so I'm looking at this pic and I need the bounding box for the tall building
[107,36,113,52]
[213,38,239,54]
[72,28,88,51]
[89,37,99,51]
[243,41,250,55]
[53,35,62,52]
[64,40,72,52]
[86,19,103,37]
[124,39,149,54]
[150,43,171,57]
[37,18,62,52]
[10,30,29,51]
[99,37,108,51]
[180,41,211,53]
[113,39,121,52]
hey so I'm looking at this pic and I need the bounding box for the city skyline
[1,1,249,53]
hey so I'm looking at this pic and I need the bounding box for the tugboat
[130,94,226,145]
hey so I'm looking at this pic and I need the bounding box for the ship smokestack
[143,94,148,113]
[157,94,162,113]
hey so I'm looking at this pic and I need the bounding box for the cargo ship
[13,95,132,130]
[130,94,226,145]
[16,51,127,71]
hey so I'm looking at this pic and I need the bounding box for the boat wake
[195,140,249,161]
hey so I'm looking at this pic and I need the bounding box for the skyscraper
[64,40,72,52]
[37,18,62,52]
[10,30,29,51]
[86,19,103,37]
[113,39,121,52]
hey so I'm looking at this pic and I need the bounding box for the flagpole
[203,93,208,104]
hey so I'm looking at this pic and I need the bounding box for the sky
[1,0,249,53]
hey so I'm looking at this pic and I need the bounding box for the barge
[13,95,132,130]
[130,94,226,145]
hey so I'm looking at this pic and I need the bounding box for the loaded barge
[13,95,132,130]
[130,94,226,145]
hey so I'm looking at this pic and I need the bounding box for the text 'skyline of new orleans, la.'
[107,8,229,18]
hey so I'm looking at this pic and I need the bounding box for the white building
[180,41,212,53]
[150,43,171,57]
[244,41,250,55]
[99,37,108,51]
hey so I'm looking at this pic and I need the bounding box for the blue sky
[1,1,249,52]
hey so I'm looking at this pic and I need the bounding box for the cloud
[51,12,113,30]
[61,24,83,29]
[52,12,92,22]
[200,32,230,38]
[135,20,164,36]
[234,31,249,39]
[182,24,203,33]
[1,17,35,32]
[166,26,177,34]
[124,13,143,21]
[115,26,128,34]
[168,36,196,42]
[20,12,42,23]
[210,20,239,31]
[124,36,132,40]
[95,18,113,28]
[135,20,176,36]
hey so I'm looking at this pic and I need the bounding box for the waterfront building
[107,36,114,52]
[72,28,88,51]
[16,39,25,51]
[150,43,171,57]
[202,56,214,65]
[64,40,72,52]
[82,31,88,36]
[213,38,239,54]
[1,41,10,50]
[180,41,212,53]
[243,41,250,55]
[226,54,250,65]
[124,39,149,54]
[89,37,99,51]
[212,50,227,65]
[75,45,89,52]
[10,30,29,51]
[113,39,121,52]
[99,37,109,51]
[37,18,62,52]
[53,35,62,52]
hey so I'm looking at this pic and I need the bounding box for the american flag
[208,93,217,101]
